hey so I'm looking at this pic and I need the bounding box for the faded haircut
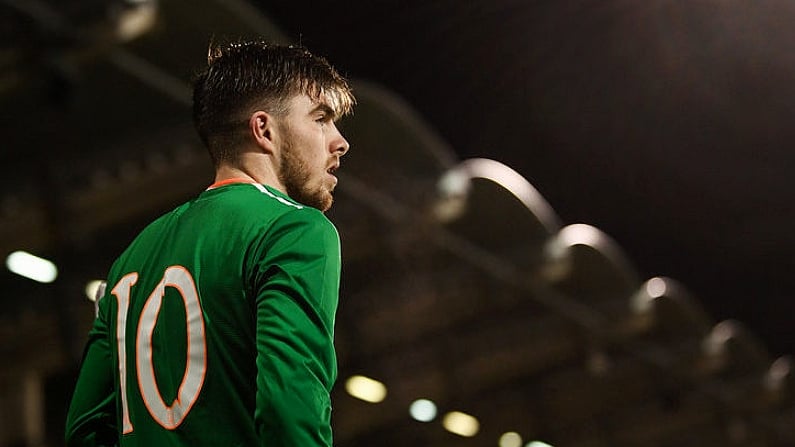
[192,39,355,166]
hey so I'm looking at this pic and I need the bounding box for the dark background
[261,1,795,357]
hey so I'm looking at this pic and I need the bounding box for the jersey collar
[205,178,258,190]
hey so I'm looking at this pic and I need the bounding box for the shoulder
[245,199,341,281]
[209,184,341,256]
[204,183,324,217]
[243,184,339,241]
[270,206,340,248]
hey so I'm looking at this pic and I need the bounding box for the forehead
[286,92,338,117]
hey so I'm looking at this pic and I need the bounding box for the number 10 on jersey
[108,266,207,433]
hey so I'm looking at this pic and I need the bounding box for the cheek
[314,133,330,157]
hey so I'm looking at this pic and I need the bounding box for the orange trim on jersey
[206,178,258,190]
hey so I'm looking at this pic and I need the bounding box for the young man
[65,40,355,447]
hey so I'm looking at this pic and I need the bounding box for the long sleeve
[248,209,341,447]
[65,296,119,447]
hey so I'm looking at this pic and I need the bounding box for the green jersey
[66,180,341,447]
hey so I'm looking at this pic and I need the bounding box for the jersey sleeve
[65,293,120,447]
[247,208,341,447]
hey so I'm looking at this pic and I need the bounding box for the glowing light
[409,399,437,422]
[434,169,470,222]
[769,356,793,382]
[766,356,793,392]
[556,224,605,248]
[85,280,106,302]
[645,277,667,298]
[499,431,522,447]
[6,251,58,283]
[437,169,470,197]
[527,441,554,447]
[442,411,479,437]
[345,375,387,403]
[116,0,158,41]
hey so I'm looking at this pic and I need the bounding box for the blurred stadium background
[0,1,793,446]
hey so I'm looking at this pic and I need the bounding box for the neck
[214,159,286,193]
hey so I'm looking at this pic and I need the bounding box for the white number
[110,266,207,432]
[111,273,137,434]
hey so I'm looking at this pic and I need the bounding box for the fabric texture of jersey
[66,182,341,447]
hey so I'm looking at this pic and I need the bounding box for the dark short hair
[192,39,355,166]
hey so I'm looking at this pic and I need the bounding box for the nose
[331,123,350,157]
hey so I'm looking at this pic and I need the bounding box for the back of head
[192,39,355,167]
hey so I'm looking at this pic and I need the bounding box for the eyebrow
[311,103,337,120]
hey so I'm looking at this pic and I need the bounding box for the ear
[249,111,277,154]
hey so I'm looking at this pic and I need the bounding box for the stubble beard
[278,143,334,212]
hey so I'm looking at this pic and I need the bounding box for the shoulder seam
[252,184,304,210]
